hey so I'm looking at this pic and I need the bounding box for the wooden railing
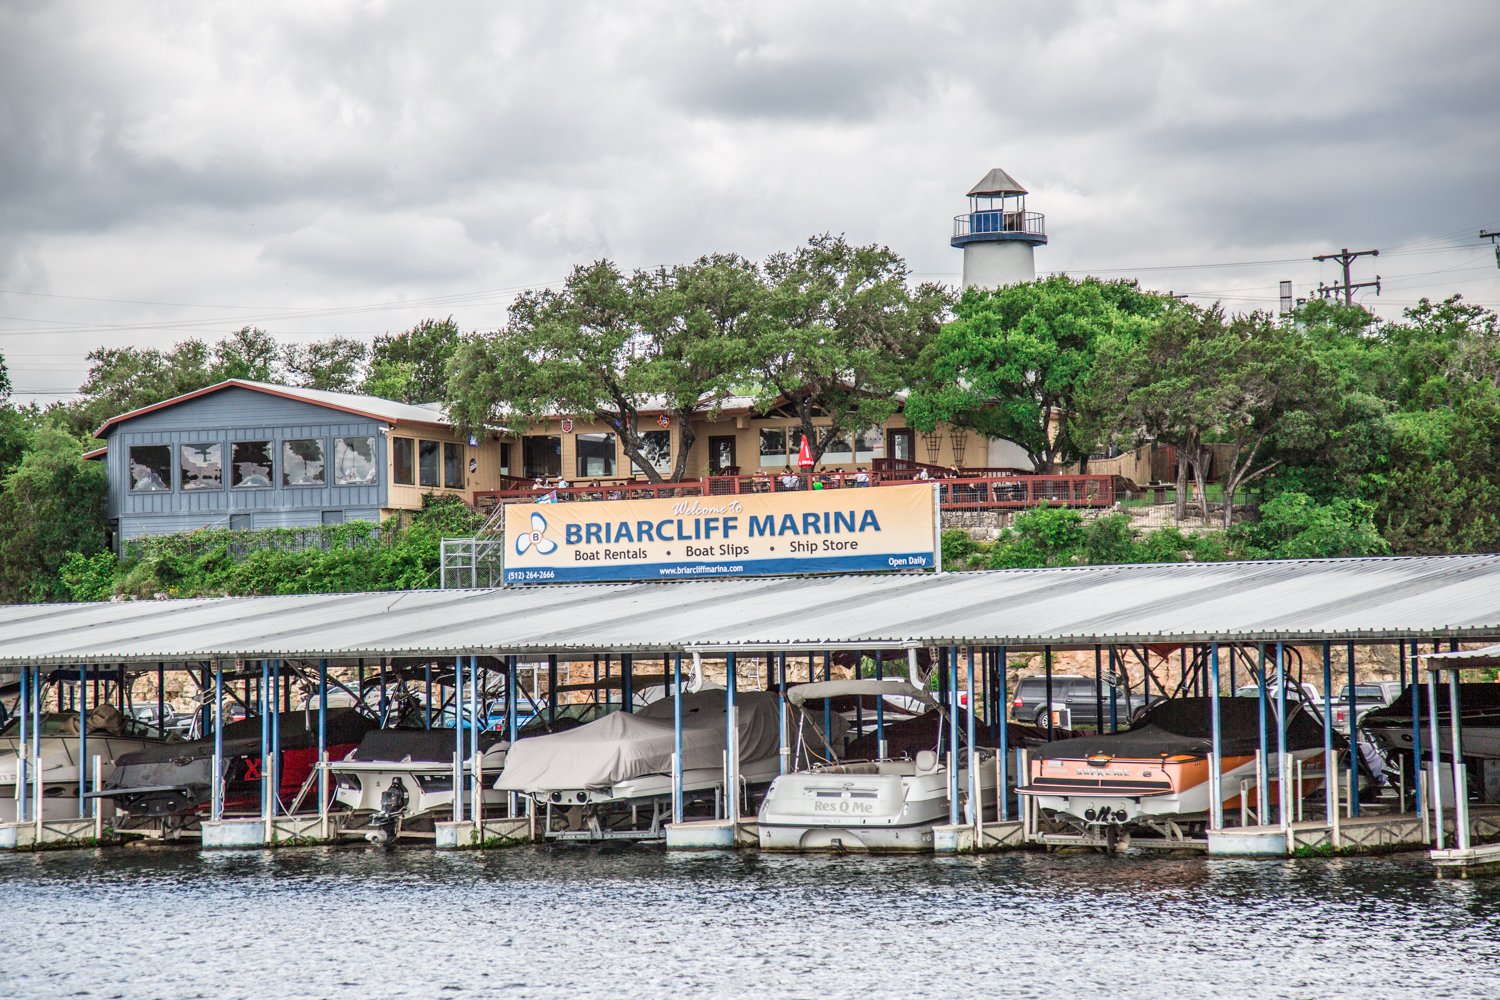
[473,472,1115,510]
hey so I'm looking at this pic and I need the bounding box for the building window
[419,440,440,487]
[282,439,326,487]
[321,510,344,525]
[822,434,852,464]
[856,428,880,461]
[576,433,616,478]
[393,438,415,486]
[128,445,172,492]
[230,441,273,488]
[180,443,222,491]
[759,429,786,468]
[334,437,377,486]
[522,435,561,479]
[499,442,511,477]
[443,442,463,488]
[229,513,253,531]
[632,430,671,476]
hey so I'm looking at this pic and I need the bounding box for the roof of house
[0,554,1496,666]
[967,167,1028,197]
[93,380,454,439]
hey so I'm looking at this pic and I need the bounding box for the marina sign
[502,483,940,585]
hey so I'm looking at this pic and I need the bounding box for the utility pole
[1313,247,1380,305]
[1482,230,1500,269]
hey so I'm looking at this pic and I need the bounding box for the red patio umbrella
[797,434,814,470]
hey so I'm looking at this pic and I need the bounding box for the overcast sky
[2,1,1498,403]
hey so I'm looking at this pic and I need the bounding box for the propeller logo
[515,511,558,556]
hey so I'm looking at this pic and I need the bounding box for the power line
[1313,247,1380,305]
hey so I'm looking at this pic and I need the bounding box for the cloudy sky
[2,1,1498,403]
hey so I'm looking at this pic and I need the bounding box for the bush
[1233,491,1389,559]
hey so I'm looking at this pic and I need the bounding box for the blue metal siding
[102,387,390,545]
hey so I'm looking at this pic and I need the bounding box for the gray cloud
[0,0,1497,399]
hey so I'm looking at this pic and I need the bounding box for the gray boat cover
[495,690,781,792]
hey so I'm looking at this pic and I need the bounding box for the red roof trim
[92,380,425,439]
[81,446,107,461]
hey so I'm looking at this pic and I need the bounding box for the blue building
[91,380,508,549]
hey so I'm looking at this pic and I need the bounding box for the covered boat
[100,708,375,821]
[495,690,797,837]
[1360,683,1500,760]
[0,705,171,822]
[1021,697,1335,836]
[758,679,1013,853]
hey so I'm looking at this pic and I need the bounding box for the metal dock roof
[0,554,1497,666]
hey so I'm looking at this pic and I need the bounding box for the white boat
[757,679,997,853]
[0,705,169,823]
[495,689,798,839]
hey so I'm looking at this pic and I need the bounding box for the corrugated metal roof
[1,555,1498,666]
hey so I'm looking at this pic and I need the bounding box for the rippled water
[4,845,1499,999]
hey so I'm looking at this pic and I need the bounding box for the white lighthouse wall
[962,241,1036,288]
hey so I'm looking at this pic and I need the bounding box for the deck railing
[473,472,1114,511]
[952,210,1046,240]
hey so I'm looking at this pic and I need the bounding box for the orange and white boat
[1020,697,1335,835]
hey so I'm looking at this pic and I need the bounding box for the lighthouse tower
[950,167,1046,288]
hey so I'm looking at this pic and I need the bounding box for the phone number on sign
[509,569,557,581]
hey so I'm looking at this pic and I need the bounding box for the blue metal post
[424,663,432,730]
[317,658,328,787]
[672,653,685,824]
[77,662,87,817]
[468,655,479,760]
[1256,645,1270,823]
[1209,643,1224,830]
[725,653,738,819]
[947,646,961,826]
[1275,643,1287,825]
[452,655,464,819]
[213,661,224,820]
[622,653,634,714]
[1108,646,1119,732]
[1347,641,1360,817]
[547,654,558,726]
[965,645,977,825]
[998,645,1010,821]
[874,650,886,757]
[1093,645,1104,732]
[1411,643,1424,820]
[1321,641,1335,825]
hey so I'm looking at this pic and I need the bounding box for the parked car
[129,703,178,733]
[1233,679,1321,705]
[1333,681,1404,734]
[1010,673,1159,728]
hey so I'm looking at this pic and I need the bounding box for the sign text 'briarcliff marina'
[503,483,940,584]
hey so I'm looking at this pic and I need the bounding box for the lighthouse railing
[952,210,1046,240]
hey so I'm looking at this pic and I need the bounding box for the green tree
[365,317,462,404]
[282,337,370,392]
[0,428,108,602]
[750,235,948,465]
[906,275,1161,473]
[1233,491,1389,559]
[448,258,755,482]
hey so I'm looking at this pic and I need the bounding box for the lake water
[4,846,1498,999]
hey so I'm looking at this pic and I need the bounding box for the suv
[1010,674,1157,728]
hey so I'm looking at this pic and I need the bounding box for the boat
[494,689,798,839]
[0,704,173,822]
[99,708,376,826]
[758,679,1035,853]
[330,727,511,841]
[1020,696,1335,838]
[1360,682,1500,760]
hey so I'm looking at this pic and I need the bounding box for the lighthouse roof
[967,167,1028,197]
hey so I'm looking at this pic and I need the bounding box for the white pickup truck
[1333,681,1404,735]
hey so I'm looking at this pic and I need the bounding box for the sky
[2,0,1498,404]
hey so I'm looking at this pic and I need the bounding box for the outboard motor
[366,777,409,846]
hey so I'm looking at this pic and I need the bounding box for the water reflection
[3,845,1499,1000]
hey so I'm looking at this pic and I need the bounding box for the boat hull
[758,757,997,853]
[0,736,160,822]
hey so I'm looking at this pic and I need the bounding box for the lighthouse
[950,167,1046,288]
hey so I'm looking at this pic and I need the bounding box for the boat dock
[3,555,1500,876]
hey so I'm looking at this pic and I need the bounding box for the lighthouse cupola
[950,167,1046,288]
